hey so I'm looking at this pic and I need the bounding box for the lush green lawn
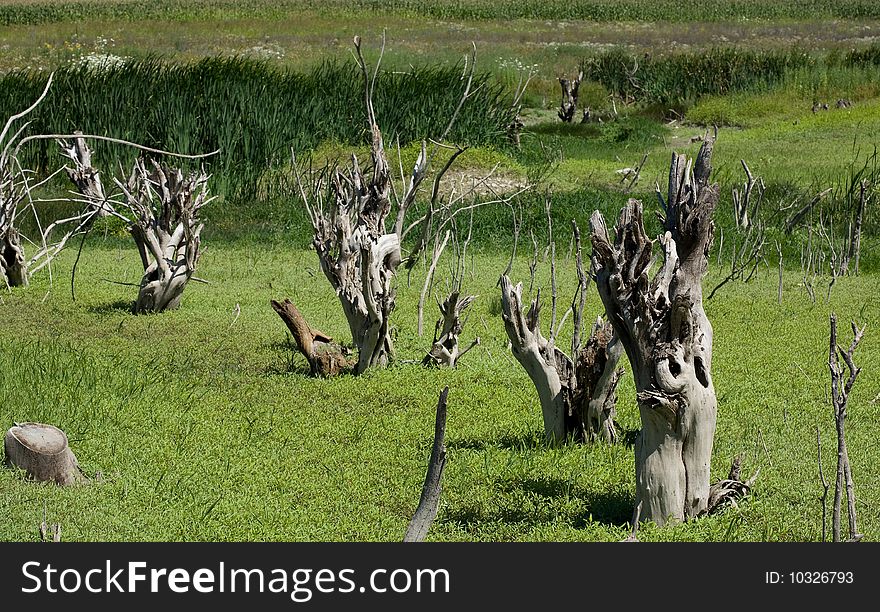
[1,238,877,541]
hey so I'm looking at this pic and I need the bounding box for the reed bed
[0,56,515,198]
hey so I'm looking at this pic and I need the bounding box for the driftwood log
[403,386,448,542]
[590,135,720,525]
[271,298,351,377]
[4,423,84,486]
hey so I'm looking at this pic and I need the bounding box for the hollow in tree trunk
[590,136,720,525]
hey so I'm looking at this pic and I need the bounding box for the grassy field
[1,1,879,542]
[1,241,878,541]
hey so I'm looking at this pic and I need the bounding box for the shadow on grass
[442,477,634,529]
[87,299,134,314]
[447,431,546,452]
[450,425,641,452]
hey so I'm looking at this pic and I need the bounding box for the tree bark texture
[59,133,112,217]
[4,423,84,486]
[590,136,720,525]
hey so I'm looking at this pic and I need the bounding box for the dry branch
[403,386,449,542]
[829,313,864,543]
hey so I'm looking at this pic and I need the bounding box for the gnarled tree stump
[4,423,84,486]
[422,291,480,367]
[271,298,351,377]
[590,135,720,525]
[499,277,623,443]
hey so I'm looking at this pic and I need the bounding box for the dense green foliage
[580,46,880,108]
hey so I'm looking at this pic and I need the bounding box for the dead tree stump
[4,423,84,486]
[271,298,351,377]
[122,160,211,314]
[590,135,720,525]
[61,138,213,314]
[499,277,623,443]
[558,70,583,123]
[574,319,624,443]
[423,291,480,367]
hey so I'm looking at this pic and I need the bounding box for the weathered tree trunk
[59,133,112,218]
[500,276,572,442]
[309,180,401,374]
[557,71,583,123]
[4,423,84,486]
[590,136,720,525]
[0,227,28,287]
[61,139,211,314]
[499,276,623,443]
[423,291,480,367]
[124,161,209,314]
[271,298,351,377]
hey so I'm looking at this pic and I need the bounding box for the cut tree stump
[4,423,84,486]
[271,298,351,377]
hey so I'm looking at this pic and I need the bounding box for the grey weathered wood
[59,132,112,218]
[404,386,449,542]
[557,70,583,123]
[590,136,720,525]
[4,423,84,486]
[499,279,623,444]
[829,313,864,543]
[423,291,479,368]
[61,139,212,313]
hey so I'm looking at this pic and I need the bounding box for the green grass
[0,238,877,541]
